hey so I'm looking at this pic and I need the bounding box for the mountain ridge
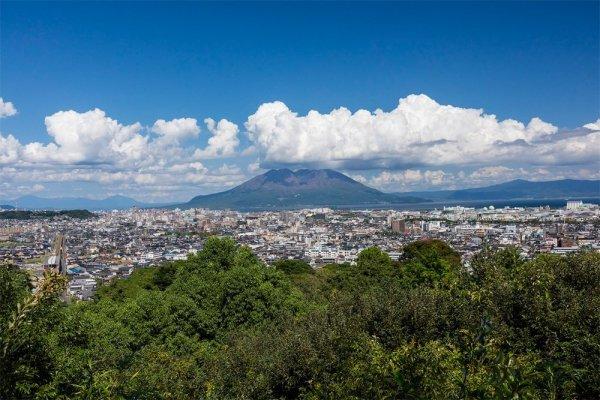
[183,168,425,210]
[396,178,600,201]
[3,175,597,211]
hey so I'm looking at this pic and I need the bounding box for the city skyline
[1,1,598,201]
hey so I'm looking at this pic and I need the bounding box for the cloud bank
[0,108,244,200]
[0,94,597,198]
[246,94,599,169]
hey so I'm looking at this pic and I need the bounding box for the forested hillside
[0,210,95,220]
[1,238,599,399]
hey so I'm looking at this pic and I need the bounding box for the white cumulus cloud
[246,94,598,169]
[1,98,597,199]
[21,108,147,165]
[0,98,17,118]
[0,108,247,200]
[0,134,21,164]
[151,118,200,142]
[195,118,240,158]
[583,119,600,131]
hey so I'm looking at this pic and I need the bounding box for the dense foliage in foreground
[1,238,599,399]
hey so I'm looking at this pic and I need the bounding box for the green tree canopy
[1,238,598,399]
[273,259,313,275]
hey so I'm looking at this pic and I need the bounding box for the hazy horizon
[1,169,598,205]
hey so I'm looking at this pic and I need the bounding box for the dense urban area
[1,200,598,300]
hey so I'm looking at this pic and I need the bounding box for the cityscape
[2,199,598,300]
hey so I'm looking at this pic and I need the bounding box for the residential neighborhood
[2,201,598,299]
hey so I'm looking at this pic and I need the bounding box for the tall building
[43,234,67,275]
[390,219,406,234]
[566,200,583,210]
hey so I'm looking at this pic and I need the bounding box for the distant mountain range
[0,195,169,211]
[2,173,598,211]
[398,179,600,201]
[182,169,425,210]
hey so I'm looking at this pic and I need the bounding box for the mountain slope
[183,169,426,210]
[398,179,600,201]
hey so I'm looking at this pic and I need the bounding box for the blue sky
[0,1,598,201]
